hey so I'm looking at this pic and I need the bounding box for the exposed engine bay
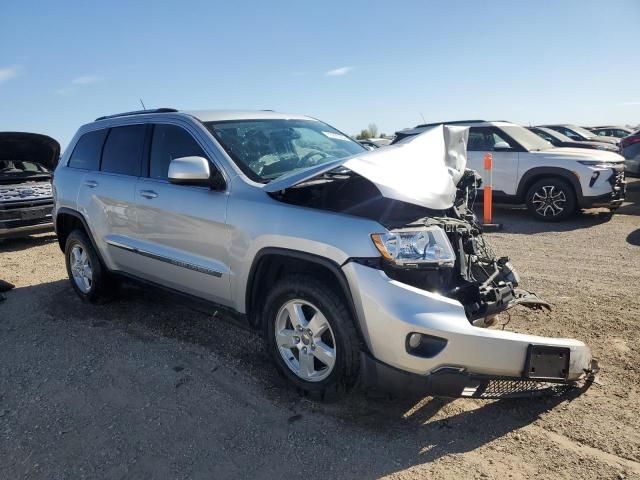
[270,168,551,324]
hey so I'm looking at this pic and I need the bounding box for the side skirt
[110,270,251,331]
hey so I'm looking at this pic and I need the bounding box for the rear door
[77,124,146,271]
[465,126,519,195]
[131,122,231,305]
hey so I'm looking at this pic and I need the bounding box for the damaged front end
[380,169,551,326]
[267,125,596,397]
[271,166,550,327]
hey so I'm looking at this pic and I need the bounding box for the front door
[131,123,232,305]
[465,127,519,195]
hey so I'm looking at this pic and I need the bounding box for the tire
[525,177,577,222]
[264,274,361,400]
[64,229,115,303]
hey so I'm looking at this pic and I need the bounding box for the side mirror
[493,141,512,151]
[168,156,212,187]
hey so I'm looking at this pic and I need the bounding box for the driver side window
[467,127,509,151]
[149,124,207,180]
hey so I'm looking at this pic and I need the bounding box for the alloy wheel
[70,244,93,293]
[531,185,567,217]
[274,299,337,382]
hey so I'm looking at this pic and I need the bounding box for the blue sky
[1,0,638,148]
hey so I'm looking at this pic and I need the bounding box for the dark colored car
[0,132,60,238]
[538,124,619,146]
[621,130,640,176]
[528,126,619,152]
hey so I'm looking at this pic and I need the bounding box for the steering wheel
[298,150,330,167]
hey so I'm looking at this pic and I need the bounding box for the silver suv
[53,109,596,399]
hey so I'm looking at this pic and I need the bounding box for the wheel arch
[516,167,582,203]
[245,248,364,344]
[55,208,103,261]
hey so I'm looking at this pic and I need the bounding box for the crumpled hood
[264,124,469,210]
[0,132,60,170]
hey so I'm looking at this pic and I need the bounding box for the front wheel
[264,275,361,400]
[525,178,577,221]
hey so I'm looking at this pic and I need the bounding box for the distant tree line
[355,123,383,139]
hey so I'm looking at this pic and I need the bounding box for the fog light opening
[405,333,448,358]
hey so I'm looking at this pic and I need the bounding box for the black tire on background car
[264,274,361,400]
[64,229,115,303]
[525,177,577,221]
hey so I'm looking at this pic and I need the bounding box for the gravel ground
[1,179,639,479]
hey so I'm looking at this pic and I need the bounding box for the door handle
[139,190,158,199]
[84,180,98,188]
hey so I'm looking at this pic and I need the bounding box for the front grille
[608,169,626,201]
[0,181,52,202]
[463,378,574,399]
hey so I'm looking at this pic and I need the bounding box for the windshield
[500,126,553,151]
[0,160,50,177]
[568,125,597,139]
[205,119,365,182]
[538,127,572,142]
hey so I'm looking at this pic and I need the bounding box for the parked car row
[528,123,639,177]
[620,129,640,176]
[527,126,619,152]
[588,125,635,139]
[394,120,626,221]
[538,124,620,146]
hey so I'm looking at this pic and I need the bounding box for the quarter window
[68,129,107,170]
[101,125,146,176]
[149,124,206,180]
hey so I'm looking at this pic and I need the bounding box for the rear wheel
[264,275,360,400]
[525,178,577,221]
[64,229,115,303]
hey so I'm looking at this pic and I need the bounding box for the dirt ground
[1,179,639,480]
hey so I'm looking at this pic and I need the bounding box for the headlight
[371,226,456,266]
[577,160,613,169]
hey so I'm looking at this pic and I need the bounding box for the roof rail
[95,108,178,122]
[415,119,487,128]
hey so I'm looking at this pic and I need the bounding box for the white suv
[394,120,626,221]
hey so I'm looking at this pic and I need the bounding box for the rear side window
[101,125,146,176]
[149,124,206,180]
[68,129,107,170]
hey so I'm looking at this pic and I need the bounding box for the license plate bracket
[524,345,570,380]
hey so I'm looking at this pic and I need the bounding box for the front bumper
[579,167,626,209]
[0,199,54,238]
[343,262,594,396]
[360,352,597,398]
